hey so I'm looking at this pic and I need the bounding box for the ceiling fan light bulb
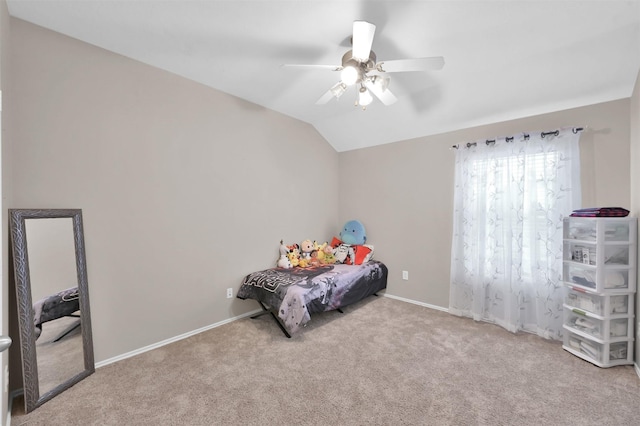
[341,66,359,85]
[358,88,373,106]
[331,83,346,98]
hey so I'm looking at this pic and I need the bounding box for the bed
[237,260,388,337]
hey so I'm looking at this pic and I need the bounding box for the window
[450,130,581,339]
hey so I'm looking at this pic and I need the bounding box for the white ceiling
[6,0,640,152]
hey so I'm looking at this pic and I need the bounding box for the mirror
[9,209,94,412]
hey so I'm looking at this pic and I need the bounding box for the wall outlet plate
[402,271,409,280]
[226,288,233,298]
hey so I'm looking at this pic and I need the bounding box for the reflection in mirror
[26,218,85,396]
[9,209,94,413]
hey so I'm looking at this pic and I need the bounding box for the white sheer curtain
[449,129,581,340]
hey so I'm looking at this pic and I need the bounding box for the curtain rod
[451,127,584,150]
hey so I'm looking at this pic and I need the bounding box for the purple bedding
[237,260,388,334]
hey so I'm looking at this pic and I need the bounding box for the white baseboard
[381,293,449,313]
[635,362,640,379]
[7,388,23,426]
[95,309,262,369]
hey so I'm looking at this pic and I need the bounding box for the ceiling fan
[284,21,445,109]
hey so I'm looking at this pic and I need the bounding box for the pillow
[330,237,375,265]
[344,244,374,265]
[333,243,350,263]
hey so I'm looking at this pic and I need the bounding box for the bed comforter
[237,260,388,334]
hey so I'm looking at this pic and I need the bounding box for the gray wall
[6,18,340,372]
[0,0,11,422]
[630,68,640,369]
[338,99,631,309]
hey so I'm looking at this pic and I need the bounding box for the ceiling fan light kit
[330,82,347,99]
[358,86,373,108]
[286,20,444,110]
[340,64,359,86]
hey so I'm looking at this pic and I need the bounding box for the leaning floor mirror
[9,209,95,412]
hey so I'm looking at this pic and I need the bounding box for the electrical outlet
[4,365,8,393]
[402,270,409,280]
[226,288,233,298]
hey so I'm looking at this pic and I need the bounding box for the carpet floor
[10,296,640,425]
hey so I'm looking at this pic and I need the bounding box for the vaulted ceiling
[7,0,640,152]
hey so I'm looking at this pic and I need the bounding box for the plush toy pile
[276,220,374,269]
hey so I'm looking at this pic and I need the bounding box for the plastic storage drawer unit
[562,216,636,367]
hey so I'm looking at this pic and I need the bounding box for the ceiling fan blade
[352,21,376,61]
[316,82,347,105]
[316,90,335,105]
[282,64,341,71]
[377,56,445,73]
[364,78,398,106]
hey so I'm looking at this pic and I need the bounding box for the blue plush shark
[339,220,367,245]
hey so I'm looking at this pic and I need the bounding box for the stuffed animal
[298,257,310,268]
[300,239,314,259]
[321,244,336,264]
[287,243,300,267]
[276,240,292,269]
[339,220,367,245]
[309,250,321,267]
[314,241,328,262]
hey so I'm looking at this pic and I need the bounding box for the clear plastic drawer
[564,218,632,242]
[563,329,633,367]
[564,287,630,317]
[563,241,630,267]
[564,262,632,292]
[564,308,632,340]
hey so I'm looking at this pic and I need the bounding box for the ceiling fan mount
[284,21,445,110]
[341,49,377,75]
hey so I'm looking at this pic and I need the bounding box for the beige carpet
[10,296,640,425]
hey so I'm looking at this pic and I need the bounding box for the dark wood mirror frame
[9,208,94,412]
